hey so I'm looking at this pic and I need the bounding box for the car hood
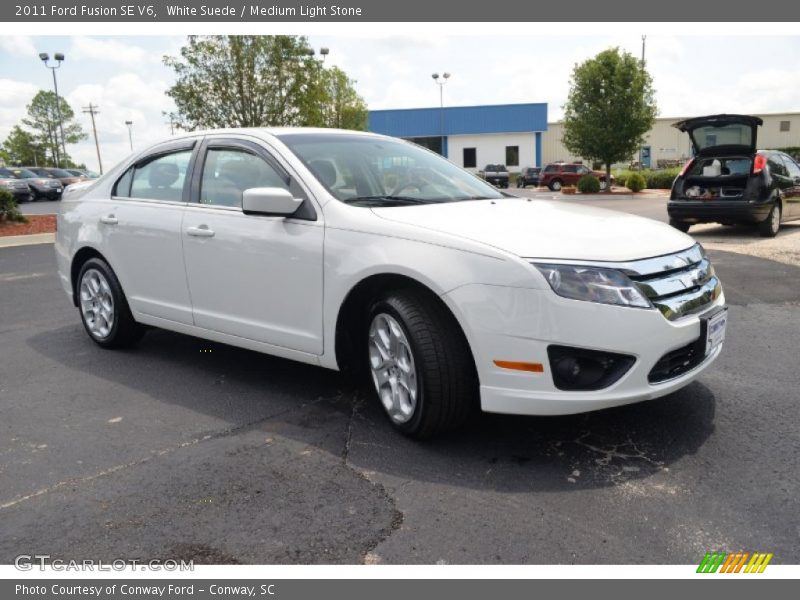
[371,199,694,262]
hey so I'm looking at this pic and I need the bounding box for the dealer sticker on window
[705,308,728,355]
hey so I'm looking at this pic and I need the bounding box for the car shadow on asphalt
[28,324,716,494]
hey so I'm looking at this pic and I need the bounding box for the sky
[1,34,799,171]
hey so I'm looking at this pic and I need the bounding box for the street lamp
[124,121,133,151]
[431,72,450,157]
[39,51,67,167]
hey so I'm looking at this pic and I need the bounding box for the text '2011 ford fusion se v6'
[55,129,727,438]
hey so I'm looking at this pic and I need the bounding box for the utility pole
[639,36,647,172]
[82,103,103,174]
[125,121,133,151]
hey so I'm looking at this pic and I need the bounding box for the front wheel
[77,258,144,348]
[366,290,477,439]
[758,203,781,237]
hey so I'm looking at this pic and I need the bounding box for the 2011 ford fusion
[56,129,727,438]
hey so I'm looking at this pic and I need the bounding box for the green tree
[562,48,657,192]
[1,125,43,166]
[319,66,368,130]
[21,90,86,166]
[164,35,367,131]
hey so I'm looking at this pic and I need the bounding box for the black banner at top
[4,0,800,22]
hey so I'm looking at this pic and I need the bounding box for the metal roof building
[368,103,548,172]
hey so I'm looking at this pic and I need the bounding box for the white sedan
[56,129,727,438]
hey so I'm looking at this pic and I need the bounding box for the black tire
[758,203,781,238]
[365,289,478,439]
[548,179,563,191]
[77,257,144,349]
[517,180,525,188]
[669,218,691,233]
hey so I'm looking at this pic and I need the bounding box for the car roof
[164,127,386,143]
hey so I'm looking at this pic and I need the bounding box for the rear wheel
[366,289,477,439]
[669,218,691,233]
[549,179,563,191]
[599,179,608,191]
[77,258,144,348]
[758,203,781,237]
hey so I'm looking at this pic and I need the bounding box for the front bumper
[443,284,726,416]
[668,199,772,224]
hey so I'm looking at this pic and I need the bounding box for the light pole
[431,72,450,156]
[39,52,67,167]
[125,121,133,152]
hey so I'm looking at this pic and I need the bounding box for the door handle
[186,225,215,238]
[100,214,118,225]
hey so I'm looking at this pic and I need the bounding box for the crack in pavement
[0,397,326,510]
[339,392,404,565]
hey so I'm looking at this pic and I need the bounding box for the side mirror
[242,187,303,216]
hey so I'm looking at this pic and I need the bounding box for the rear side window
[781,155,800,179]
[115,149,192,202]
[543,165,559,173]
[767,155,788,178]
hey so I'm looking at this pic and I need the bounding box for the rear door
[779,154,800,217]
[101,139,199,324]
[181,136,325,355]
[767,153,793,216]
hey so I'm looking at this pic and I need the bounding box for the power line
[82,103,103,174]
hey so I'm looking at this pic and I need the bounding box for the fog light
[547,345,635,391]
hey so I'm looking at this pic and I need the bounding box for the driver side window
[200,148,288,207]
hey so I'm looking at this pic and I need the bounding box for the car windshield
[279,134,504,206]
[47,168,72,178]
[13,169,39,179]
[0,168,16,178]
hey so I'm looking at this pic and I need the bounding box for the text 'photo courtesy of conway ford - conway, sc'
[56,128,727,438]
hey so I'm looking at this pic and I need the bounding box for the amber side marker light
[493,360,544,373]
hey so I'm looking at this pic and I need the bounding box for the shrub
[645,168,680,189]
[577,175,601,193]
[614,170,635,188]
[626,173,646,192]
[0,188,26,222]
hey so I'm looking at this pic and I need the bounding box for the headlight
[533,263,652,308]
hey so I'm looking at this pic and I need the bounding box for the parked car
[479,164,510,188]
[6,167,63,200]
[668,114,800,237]
[516,166,541,188]
[66,168,100,179]
[25,167,86,189]
[539,162,613,191]
[56,129,726,438]
[0,167,34,203]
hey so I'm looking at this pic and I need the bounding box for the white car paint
[56,128,725,418]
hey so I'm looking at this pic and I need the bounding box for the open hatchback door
[672,114,763,157]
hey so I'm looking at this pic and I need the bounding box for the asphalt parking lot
[2,197,799,565]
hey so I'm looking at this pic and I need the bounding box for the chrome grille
[625,245,722,321]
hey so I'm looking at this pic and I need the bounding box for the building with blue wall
[368,103,548,171]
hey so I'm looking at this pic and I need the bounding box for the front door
[181,139,325,355]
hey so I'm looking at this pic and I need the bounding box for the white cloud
[0,79,39,141]
[66,72,176,170]
[70,37,149,67]
[0,36,37,57]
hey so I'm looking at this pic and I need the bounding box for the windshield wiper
[342,195,433,206]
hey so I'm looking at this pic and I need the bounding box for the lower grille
[648,338,704,383]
